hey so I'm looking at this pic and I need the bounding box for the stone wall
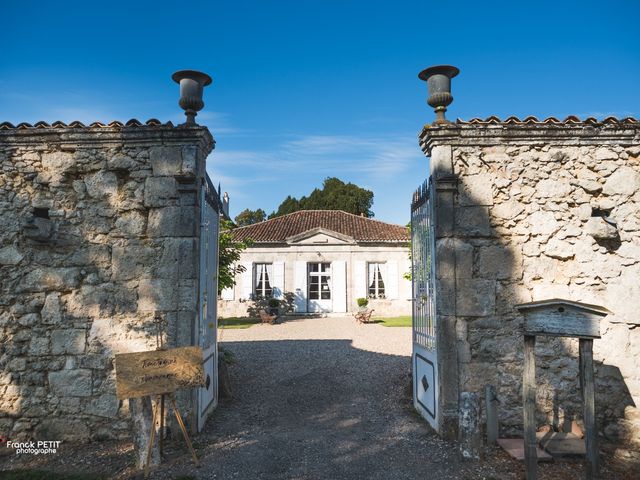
[0,121,213,441]
[422,118,640,459]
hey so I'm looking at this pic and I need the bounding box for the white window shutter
[331,260,347,313]
[294,261,307,313]
[272,261,285,299]
[354,261,366,299]
[386,261,398,299]
[240,261,253,300]
[221,285,234,300]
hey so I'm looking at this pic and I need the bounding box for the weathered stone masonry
[422,117,640,458]
[0,120,214,441]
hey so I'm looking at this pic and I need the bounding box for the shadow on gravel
[161,339,507,480]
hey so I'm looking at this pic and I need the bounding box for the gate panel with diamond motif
[411,177,438,431]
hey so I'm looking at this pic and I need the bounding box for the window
[254,263,273,298]
[368,263,386,299]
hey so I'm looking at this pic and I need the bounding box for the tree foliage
[218,219,253,294]
[234,208,266,226]
[269,177,374,218]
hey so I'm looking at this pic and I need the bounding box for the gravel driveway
[154,316,599,480]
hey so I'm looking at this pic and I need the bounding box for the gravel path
[153,316,602,480]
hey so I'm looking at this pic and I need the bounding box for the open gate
[411,177,438,431]
[197,175,220,431]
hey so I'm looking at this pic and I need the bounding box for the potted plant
[268,297,280,316]
[356,297,369,312]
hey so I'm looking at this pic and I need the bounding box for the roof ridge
[233,209,406,229]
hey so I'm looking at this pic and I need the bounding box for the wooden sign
[516,298,609,339]
[115,346,205,399]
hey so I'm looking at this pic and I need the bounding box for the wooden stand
[516,299,609,480]
[144,392,199,479]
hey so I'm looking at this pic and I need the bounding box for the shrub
[357,297,369,308]
[246,292,296,318]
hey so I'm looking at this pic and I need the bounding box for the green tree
[269,195,301,218]
[270,177,374,218]
[234,208,266,226]
[218,219,253,294]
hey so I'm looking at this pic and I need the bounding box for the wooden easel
[143,314,200,479]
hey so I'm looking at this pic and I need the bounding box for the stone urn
[418,65,460,124]
[172,70,212,125]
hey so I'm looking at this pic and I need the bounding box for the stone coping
[0,119,214,149]
[419,116,640,156]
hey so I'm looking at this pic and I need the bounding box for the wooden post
[523,335,537,480]
[485,384,498,445]
[580,339,599,479]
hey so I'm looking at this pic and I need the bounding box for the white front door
[308,262,332,312]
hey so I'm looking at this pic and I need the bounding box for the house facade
[218,210,412,317]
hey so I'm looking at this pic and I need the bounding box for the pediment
[286,227,356,245]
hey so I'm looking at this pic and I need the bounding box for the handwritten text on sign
[115,346,205,399]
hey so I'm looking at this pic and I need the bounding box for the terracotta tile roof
[454,115,639,126]
[231,210,409,244]
[0,119,173,130]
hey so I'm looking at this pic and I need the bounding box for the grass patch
[373,316,412,327]
[0,470,105,480]
[219,317,260,329]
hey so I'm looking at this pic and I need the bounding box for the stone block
[430,145,452,177]
[85,393,119,418]
[150,146,182,176]
[114,210,147,237]
[602,166,640,197]
[543,237,574,260]
[18,267,81,293]
[34,417,89,441]
[84,170,118,199]
[492,200,525,221]
[458,174,494,206]
[455,207,492,237]
[138,279,178,311]
[144,177,178,207]
[29,337,50,356]
[147,206,195,237]
[48,369,92,397]
[107,153,137,170]
[181,146,198,175]
[111,245,157,281]
[535,179,573,198]
[477,245,515,280]
[18,313,39,326]
[66,245,111,266]
[156,238,196,280]
[528,210,560,236]
[456,279,495,316]
[178,280,197,310]
[51,329,86,355]
[0,245,24,265]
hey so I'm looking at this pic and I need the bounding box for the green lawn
[373,316,412,327]
[219,317,260,329]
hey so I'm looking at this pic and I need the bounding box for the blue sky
[2,1,639,224]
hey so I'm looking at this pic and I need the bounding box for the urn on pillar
[172,70,213,125]
[418,65,460,125]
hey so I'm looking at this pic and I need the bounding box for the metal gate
[411,177,438,431]
[197,175,220,431]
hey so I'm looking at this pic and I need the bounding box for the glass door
[308,262,332,312]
